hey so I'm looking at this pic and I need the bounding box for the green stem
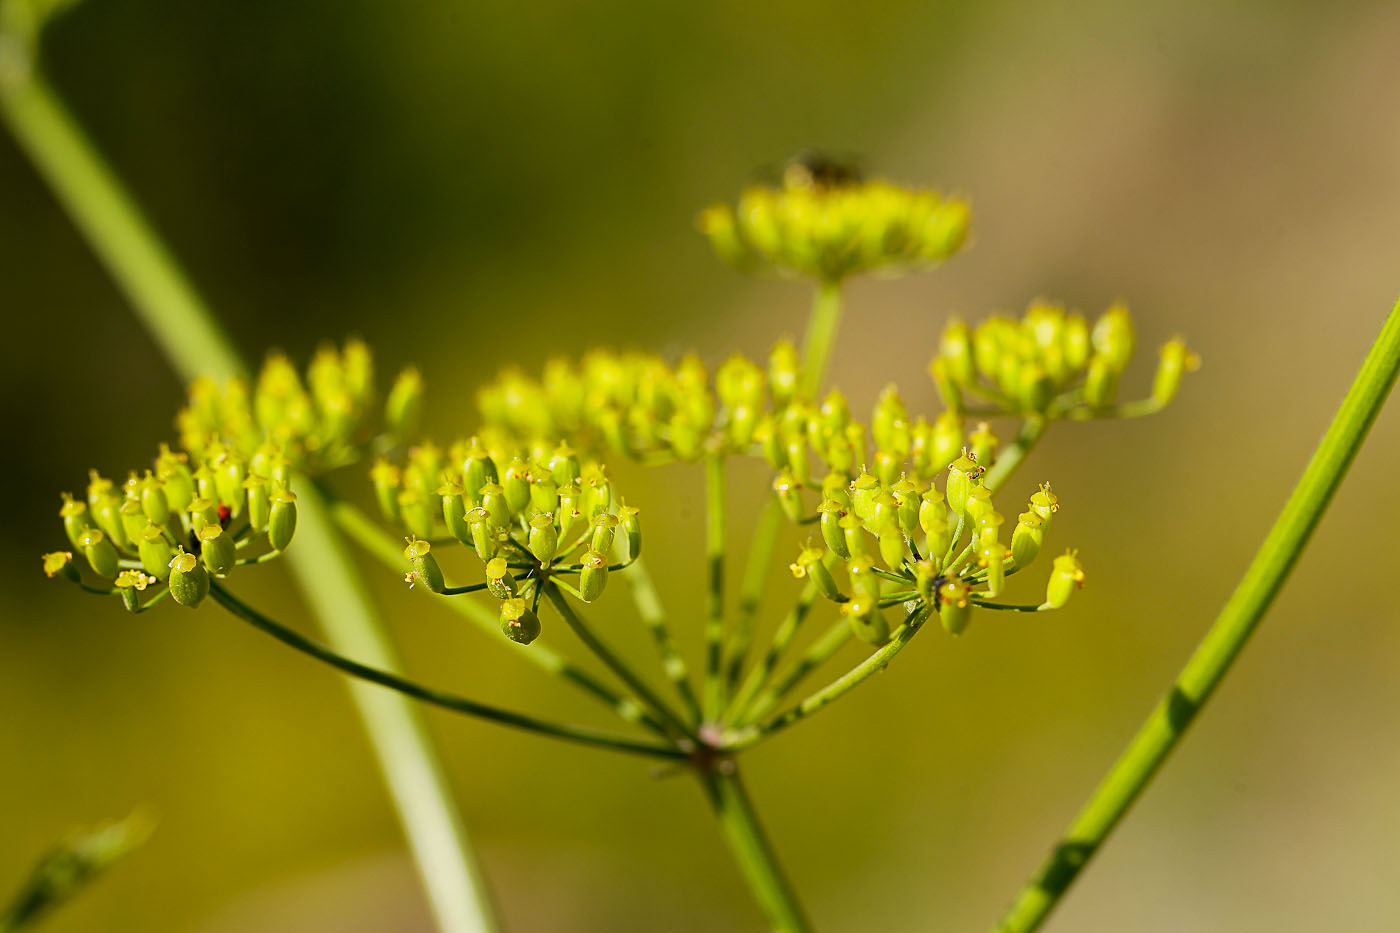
[724,497,785,692]
[799,280,843,399]
[725,604,933,751]
[327,496,663,734]
[543,586,699,744]
[702,454,728,722]
[698,764,812,933]
[626,555,704,722]
[993,298,1400,933]
[2,72,499,932]
[983,415,1047,494]
[742,616,852,726]
[726,581,819,724]
[209,582,685,761]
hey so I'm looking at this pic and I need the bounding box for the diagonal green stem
[543,586,699,744]
[209,582,685,760]
[327,495,664,734]
[701,454,728,721]
[626,555,704,722]
[724,604,934,751]
[726,581,819,724]
[741,616,853,726]
[984,415,1047,494]
[993,298,1400,933]
[698,764,811,933]
[1,71,499,932]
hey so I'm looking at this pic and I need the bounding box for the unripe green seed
[618,504,642,563]
[137,525,174,581]
[979,541,1008,597]
[466,507,499,561]
[928,357,963,411]
[819,500,849,558]
[850,471,880,522]
[385,367,425,437]
[773,469,803,523]
[79,527,119,579]
[370,460,403,524]
[60,494,96,550]
[119,496,147,546]
[462,441,497,504]
[502,458,532,514]
[846,555,880,600]
[844,594,890,646]
[969,422,998,469]
[768,340,800,407]
[1152,338,1199,406]
[931,412,963,474]
[878,528,906,570]
[139,472,171,525]
[840,512,868,558]
[168,550,210,608]
[529,513,559,564]
[438,480,472,545]
[578,551,609,602]
[1083,354,1119,408]
[244,475,272,533]
[268,490,298,551]
[1011,511,1045,567]
[548,443,580,487]
[590,512,618,555]
[937,577,972,635]
[529,471,559,516]
[791,546,841,601]
[1091,304,1135,372]
[946,453,983,516]
[198,524,235,576]
[403,539,445,593]
[1029,483,1059,534]
[156,445,195,511]
[485,556,517,599]
[499,597,542,645]
[1043,550,1085,609]
[939,319,976,385]
[216,455,247,518]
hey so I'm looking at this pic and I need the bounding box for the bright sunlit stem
[799,279,843,399]
[702,454,728,722]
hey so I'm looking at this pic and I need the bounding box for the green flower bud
[581,466,612,518]
[485,556,517,599]
[370,460,403,524]
[756,418,786,471]
[977,510,1005,547]
[1029,483,1059,534]
[699,203,749,269]
[478,482,511,529]
[931,413,963,475]
[385,367,425,437]
[871,385,908,453]
[242,475,271,533]
[138,472,171,526]
[840,512,869,559]
[403,539,445,593]
[850,471,880,522]
[60,494,96,550]
[188,497,219,533]
[1011,511,1045,567]
[268,490,298,551]
[466,506,499,561]
[578,550,609,602]
[969,422,998,470]
[1091,304,1135,372]
[499,597,542,645]
[872,449,902,487]
[937,577,972,635]
[790,546,840,601]
[1083,354,1119,408]
[548,442,580,487]
[502,458,532,514]
[155,445,195,512]
[818,500,849,558]
[878,528,907,570]
[168,550,210,608]
[1043,550,1085,609]
[521,513,557,564]
[529,470,559,516]
[1017,364,1054,414]
[773,469,804,523]
[118,496,146,548]
[939,319,976,385]
[617,503,642,563]
[42,551,78,582]
[946,452,983,516]
[590,511,618,555]
[1152,338,1200,406]
[79,527,119,579]
[137,525,174,581]
[461,441,497,504]
[844,594,890,646]
[215,454,247,518]
[979,541,1008,597]
[928,357,963,412]
[846,555,880,600]
[819,389,850,436]
[768,340,800,407]
[198,524,235,576]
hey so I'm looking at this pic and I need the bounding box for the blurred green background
[3,1,1400,930]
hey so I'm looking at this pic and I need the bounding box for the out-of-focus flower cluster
[371,438,641,645]
[931,300,1200,418]
[698,168,970,283]
[44,341,415,610]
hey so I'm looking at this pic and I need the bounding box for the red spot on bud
[217,504,232,525]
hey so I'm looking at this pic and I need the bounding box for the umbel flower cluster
[43,341,422,612]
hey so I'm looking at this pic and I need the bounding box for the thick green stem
[984,415,1046,494]
[210,582,685,761]
[327,495,663,734]
[699,765,812,933]
[993,299,1400,933]
[726,581,819,724]
[627,555,704,722]
[724,497,785,693]
[702,454,728,721]
[725,604,933,751]
[543,586,699,744]
[2,71,498,932]
[741,616,852,726]
[799,280,843,399]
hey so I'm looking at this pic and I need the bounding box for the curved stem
[799,280,844,399]
[984,415,1047,494]
[993,298,1400,933]
[327,496,664,735]
[1,73,500,932]
[741,616,853,726]
[726,604,934,751]
[698,764,812,933]
[209,582,685,761]
[724,497,785,693]
[543,586,699,744]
